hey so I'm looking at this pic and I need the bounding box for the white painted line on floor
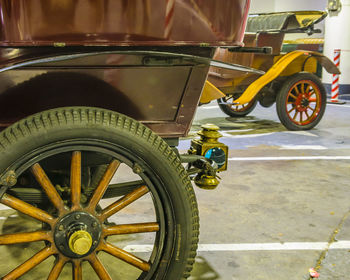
[282,131,319,137]
[279,145,327,150]
[200,106,218,109]
[221,132,275,138]
[122,241,350,253]
[329,240,350,249]
[328,103,350,108]
[123,245,153,253]
[224,129,254,133]
[0,205,10,211]
[228,156,350,161]
[0,214,18,220]
[196,243,327,251]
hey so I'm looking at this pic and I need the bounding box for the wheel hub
[295,94,309,112]
[54,211,102,258]
[301,98,310,107]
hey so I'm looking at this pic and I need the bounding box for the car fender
[233,50,340,105]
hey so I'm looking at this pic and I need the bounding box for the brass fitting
[197,123,223,143]
[190,124,228,171]
[188,123,229,190]
[194,173,219,190]
[69,230,93,255]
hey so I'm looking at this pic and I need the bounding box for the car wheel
[0,107,199,280]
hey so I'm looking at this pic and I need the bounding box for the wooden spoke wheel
[0,107,199,280]
[276,73,327,130]
[217,95,257,117]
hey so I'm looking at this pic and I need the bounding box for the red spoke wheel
[0,107,199,280]
[276,72,326,130]
[217,94,257,117]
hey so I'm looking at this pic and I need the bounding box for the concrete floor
[0,100,349,279]
[186,100,350,280]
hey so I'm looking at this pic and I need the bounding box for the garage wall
[250,0,327,13]
[249,0,275,13]
[322,0,350,99]
[274,0,327,12]
[250,0,327,39]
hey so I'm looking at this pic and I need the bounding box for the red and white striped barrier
[331,49,341,102]
[164,0,175,39]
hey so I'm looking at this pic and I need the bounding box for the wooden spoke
[104,222,159,236]
[299,111,303,123]
[287,107,296,114]
[305,110,310,119]
[293,111,299,120]
[87,253,112,280]
[1,193,54,225]
[72,259,82,280]
[289,93,298,100]
[71,151,82,210]
[100,185,149,221]
[2,246,54,280]
[31,163,65,213]
[293,85,300,95]
[0,231,51,245]
[87,160,120,212]
[307,105,314,112]
[48,256,67,280]
[306,84,311,93]
[100,242,150,272]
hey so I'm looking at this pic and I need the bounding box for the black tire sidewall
[217,97,257,117]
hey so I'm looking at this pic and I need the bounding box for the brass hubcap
[54,211,102,258]
[69,230,93,255]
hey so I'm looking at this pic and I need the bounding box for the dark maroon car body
[0,0,250,138]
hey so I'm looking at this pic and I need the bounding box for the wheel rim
[224,95,255,112]
[285,80,322,126]
[0,140,171,279]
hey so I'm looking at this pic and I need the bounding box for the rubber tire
[217,97,257,117]
[276,73,327,131]
[0,107,199,280]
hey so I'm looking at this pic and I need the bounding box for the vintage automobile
[0,0,259,279]
[206,11,340,130]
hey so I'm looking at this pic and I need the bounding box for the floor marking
[282,131,319,137]
[0,205,11,211]
[223,129,254,133]
[0,214,18,220]
[279,145,327,150]
[228,156,350,161]
[221,132,274,138]
[200,106,218,109]
[328,103,350,108]
[122,241,350,253]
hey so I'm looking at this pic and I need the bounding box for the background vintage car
[206,11,340,131]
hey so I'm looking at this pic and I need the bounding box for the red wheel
[276,73,326,130]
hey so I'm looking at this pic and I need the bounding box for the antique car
[0,0,258,279]
[206,11,340,130]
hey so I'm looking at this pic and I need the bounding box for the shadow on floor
[188,116,285,138]
[189,256,221,280]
